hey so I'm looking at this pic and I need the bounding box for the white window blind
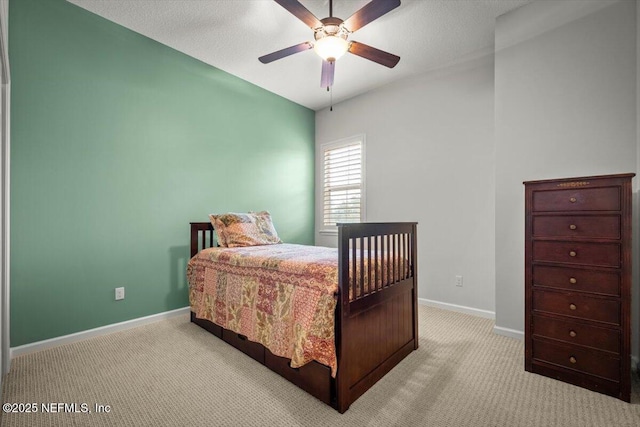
[322,139,363,227]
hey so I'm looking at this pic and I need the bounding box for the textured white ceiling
[67,0,532,110]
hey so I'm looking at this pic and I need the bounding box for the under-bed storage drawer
[265,350,331,404]
[222,329,265,364]
[190,313,223,338]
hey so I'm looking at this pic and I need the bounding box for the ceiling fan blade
[259,42,313,64]
[348,41,400,68]
[274,0,322,29]
[343,0,401,32]
[321,60,335,88]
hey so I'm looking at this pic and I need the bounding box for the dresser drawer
[532,290,620,325]
[532,215,620,239]
[532,241,620,267]
[532,315,620,354]
[532,187,620,212]
[532,265,620,296]
[532,339,620,382]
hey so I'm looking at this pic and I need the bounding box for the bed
[187,220,418,413]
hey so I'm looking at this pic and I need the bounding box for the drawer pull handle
[569,197,577,203]
[569,251,577,257]
[569,277,577,284]
[569,330,577,338]
[569,356,577,364]
[569,303,577,310]
[569,224,577,230]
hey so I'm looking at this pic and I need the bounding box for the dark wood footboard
[188,221,418,413]
[336,222,418,412]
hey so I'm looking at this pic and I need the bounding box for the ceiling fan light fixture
[314,35,349,62]
[260,0,402,92]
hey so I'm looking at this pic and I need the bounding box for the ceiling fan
[259,0,401,89]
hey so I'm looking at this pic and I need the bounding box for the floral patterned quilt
[187,244,339,377]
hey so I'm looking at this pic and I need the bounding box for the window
[321,136,365,228]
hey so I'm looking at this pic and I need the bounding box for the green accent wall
[9,0,315,346]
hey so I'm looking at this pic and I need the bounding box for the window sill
[318,229,338,236]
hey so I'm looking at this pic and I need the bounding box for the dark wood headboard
[190,222,215,257]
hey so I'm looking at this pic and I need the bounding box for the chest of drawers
[524,173,634,402]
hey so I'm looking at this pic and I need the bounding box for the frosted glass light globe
[314,36,349,62]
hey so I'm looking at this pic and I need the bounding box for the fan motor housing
[315,17,348,41]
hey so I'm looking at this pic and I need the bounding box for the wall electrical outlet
[115,287,125,301]
[455,275,463,287]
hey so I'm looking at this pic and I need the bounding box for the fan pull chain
[328,85,333,111]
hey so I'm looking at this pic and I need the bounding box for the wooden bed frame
[189,222,418,413]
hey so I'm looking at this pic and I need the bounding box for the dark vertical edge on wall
[0,9,9,378]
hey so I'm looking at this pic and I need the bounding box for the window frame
[318,134,366,235]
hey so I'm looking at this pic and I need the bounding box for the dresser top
[523,173,635,186]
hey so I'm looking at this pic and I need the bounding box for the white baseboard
[493,325,524,340]
[417,298,527,340]
[418,298,495,319]
[13,304,638,372]
[10,306,190,358]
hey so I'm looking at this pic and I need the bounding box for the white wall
[494,0,638,364]
[316,0,639,364]
[316,54,497,314]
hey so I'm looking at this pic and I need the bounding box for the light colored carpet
[1,305,638,426]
